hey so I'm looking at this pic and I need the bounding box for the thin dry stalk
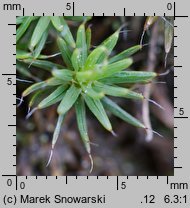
[142,22,159,142]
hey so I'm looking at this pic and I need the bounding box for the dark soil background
[16,17,174,176]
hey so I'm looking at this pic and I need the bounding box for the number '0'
[167,3,173,10]
[7,179,12,186]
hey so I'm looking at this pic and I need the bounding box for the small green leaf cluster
[17,16,157,172]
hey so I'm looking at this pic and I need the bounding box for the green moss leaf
[84,46,108,70]
[102,97,145,128]
[60,17,75,48]
[84,95,112,132]
[29,17,50,51]
[52,114,65,149]
[58,85,81,115]
[38,85,68,109]
[77,58,133,82]
[86,26,92,53]
[16,16,34,43]
[75,96,93,172]
[76,24,87,68]
[21,59,63,71]
[57,37,73,69]
[52,69,74,82]
[51,16,64,32]
[100,71,157,84]
[93,82,144,100]
[109,45,142,64]
[22,81,46,97]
